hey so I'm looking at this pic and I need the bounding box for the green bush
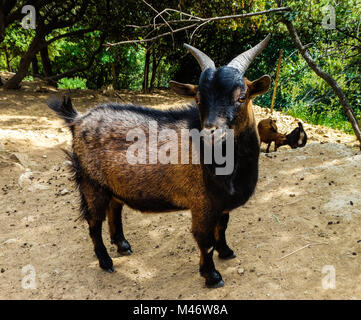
[57,77,87,89]
[23,75,34,82]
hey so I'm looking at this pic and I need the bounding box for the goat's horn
[184,43,215,72]
[227,34,271,74]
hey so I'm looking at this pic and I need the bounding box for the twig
[142,0,175,43]
[279,242,328,260]
[125,19,201,29]
[152,8,203,24]
[105,7,290,47]
[106,22,199,46]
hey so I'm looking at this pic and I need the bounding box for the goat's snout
[203,120,230,144]
[204,122,218,133]
[204,116,229,131]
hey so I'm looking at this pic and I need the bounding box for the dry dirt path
[0,80,361,299]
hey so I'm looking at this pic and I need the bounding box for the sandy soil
[1,74,361,300]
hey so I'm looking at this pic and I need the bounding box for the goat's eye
[238,97,246,103]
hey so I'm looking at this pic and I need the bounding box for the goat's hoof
[105,266,114,273]
[204,270,224,288]
[207,279,225,288]
[119,248,133,256]
[118,240,132,255]
[99,257,114,272]
[217,247,236,260]
[219,252,236,260]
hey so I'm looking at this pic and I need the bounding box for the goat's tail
[47,96,78,125]
[298,122,304,130]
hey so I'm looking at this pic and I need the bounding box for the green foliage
[0,24,35,72]
[1,0,360,134]
[23,75,34,81]
[58,77,87,89]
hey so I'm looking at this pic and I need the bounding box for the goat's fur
[286,122,307,149]
[257,118,287,153]
[48,62,271,288]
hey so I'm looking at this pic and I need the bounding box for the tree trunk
[283,19,361,148]
[142,48,150,93]
[40,44,52,77]
[0,7,5,44]
[32,55,39,76]
[4,34,44,89]
[111,62,117,89]
[149,52,162,92]
[4,47,11,72]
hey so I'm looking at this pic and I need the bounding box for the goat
[285,121,307,149]
[257,118,287,153]
[47,35,271,288]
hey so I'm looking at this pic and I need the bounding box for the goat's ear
[248,75,271,98]
[169,80,198,97]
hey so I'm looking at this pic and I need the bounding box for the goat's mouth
[202,127,232,145]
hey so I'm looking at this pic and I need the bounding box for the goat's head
[170,35,271,140]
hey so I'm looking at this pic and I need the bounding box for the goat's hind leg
[215,212,236,259]
[107,197,132,255]
[79,179,114,272]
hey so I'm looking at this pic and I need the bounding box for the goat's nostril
[205,124,218,133]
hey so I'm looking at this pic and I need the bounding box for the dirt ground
[1,74,361,300]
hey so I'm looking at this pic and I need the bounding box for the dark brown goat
[47,36,271,288]
[258,118,287,153]
[285,122,307,149]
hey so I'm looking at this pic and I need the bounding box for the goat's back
[71,103,207,211]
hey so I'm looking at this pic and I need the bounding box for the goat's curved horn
[227,34,271,74]
[184,43,215,72]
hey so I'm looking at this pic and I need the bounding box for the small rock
[1,268,5,273]
[237,268,245,275]
[62,160,73,167]
[18,170,34,188]
[3,238,18,245]
[60,189,69,196]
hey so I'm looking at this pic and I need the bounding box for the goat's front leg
[215,212,236,259]
[191,210,224,288]
[266,142,271,153]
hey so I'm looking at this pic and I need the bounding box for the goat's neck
[202,100,260,196]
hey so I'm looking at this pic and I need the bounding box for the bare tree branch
[105,6,290,47]
[142,0,175,43]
